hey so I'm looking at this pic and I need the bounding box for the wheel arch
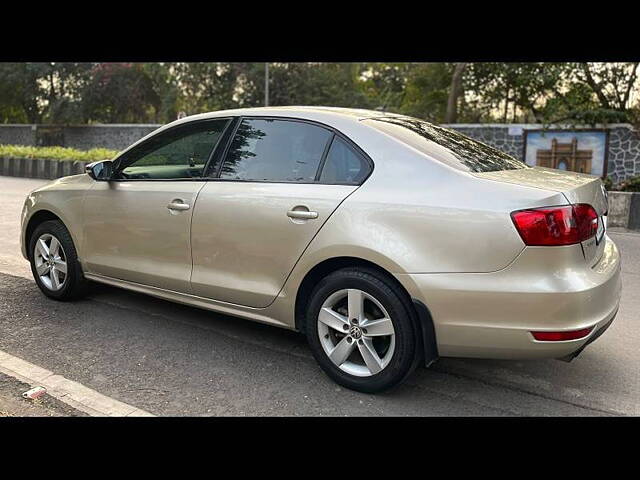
[24,209,65,259]
[294,256,438,366]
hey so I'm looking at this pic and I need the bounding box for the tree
[266,63,368,107]
[80,63,160,123]
[445,63,467,123]
[577,63,639,111]
[0,62,637,126]
[397,63,452,122]
[0,63,48,123]
[173,63,247,114]
[41,62,93,123]
[0,62,93,123]
[544,62,640,125]
[462,62,640,125]
[142,63,181,123]
[359,62,414,112]
[463,63,568,123]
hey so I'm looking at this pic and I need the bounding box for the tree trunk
[581,63,611,109]
[445,63,466,123]
[622,62,639,109]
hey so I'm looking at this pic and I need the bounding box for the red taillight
[531,328,593,341]
[511,204,598,246]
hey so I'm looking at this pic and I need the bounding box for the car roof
[169,106,403,126]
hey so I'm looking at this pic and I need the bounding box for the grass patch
[0,144,118,162]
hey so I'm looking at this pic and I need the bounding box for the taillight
[511,204,598,246]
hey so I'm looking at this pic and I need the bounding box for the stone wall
[0,125,37,146]
[445,123,640,183]
[62,125,160,151]
[607,127,640,183]
[0,124,161,151]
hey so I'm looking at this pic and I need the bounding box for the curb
[0,156,88,180]
[608,191,640,230]
[630,193,640,230]
[0,350,154,417]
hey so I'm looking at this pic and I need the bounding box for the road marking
[0,350,154,417]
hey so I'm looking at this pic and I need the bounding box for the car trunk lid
[473,166,608,265]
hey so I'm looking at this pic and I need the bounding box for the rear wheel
[305,268,418,393]
[29,220,88,301]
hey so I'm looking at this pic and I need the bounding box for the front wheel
[305,268,418,393]
[29,220,88,301]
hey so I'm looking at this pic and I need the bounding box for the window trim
[314,133,335,182]
[208,117,242,179]
[210,115,373,186]
[109,117,234,182]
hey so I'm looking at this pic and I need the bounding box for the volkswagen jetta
[20,107,622,392]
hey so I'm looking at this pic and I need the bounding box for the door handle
[167,200,190,211]
[287,209,318,220]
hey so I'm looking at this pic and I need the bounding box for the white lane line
[0,350,154,417]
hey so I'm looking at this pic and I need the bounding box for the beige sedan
[20,107,621,393]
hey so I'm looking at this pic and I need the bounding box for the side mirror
[86,160,114,181]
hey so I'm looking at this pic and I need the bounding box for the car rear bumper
[556,308,618,362]
[398,235,622,360]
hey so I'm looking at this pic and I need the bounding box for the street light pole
[264,63,269,107]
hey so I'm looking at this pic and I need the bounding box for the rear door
[190,117,371,308]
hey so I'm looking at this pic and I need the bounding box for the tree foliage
[0,62,92,123]
[0,62,637,126]
[462,62,639,125]
[80,63,160,123]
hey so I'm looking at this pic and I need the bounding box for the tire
[29,219,88,301]
[305,267,418,393]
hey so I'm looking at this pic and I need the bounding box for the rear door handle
[167,200,190,211]
[287,209,318,220]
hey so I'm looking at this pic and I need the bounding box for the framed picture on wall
[523,129,609,178]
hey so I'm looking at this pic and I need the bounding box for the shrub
[603,176,614,191]
[617,176,640,192]
[0,144,118,162]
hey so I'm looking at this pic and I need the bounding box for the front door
[190,117,371,307]
[82,118,230,293]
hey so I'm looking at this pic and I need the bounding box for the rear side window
[220,118,332,182]
[319,136,370,184]
[363,116,527,173]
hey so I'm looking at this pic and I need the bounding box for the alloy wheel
[317,288,396,377]
[33,233,67,291]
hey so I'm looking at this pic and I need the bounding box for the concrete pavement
[1,175,638,416]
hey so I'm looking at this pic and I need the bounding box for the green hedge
[0,144,118,162]
[614,176,640,192]
[605,175,640,192]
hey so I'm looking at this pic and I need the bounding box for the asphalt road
[1,175,638,416]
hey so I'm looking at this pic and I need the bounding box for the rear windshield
[363,116,528,173]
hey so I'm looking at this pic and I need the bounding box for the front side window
[220,119,332,182]
[319,136,370,184]
[363,116,527,173]
[117,119,229,179]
